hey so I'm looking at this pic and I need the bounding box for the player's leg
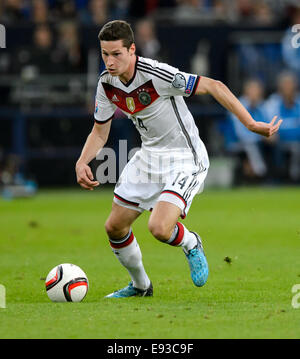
[105,201,141,239]
[148,168,209,287]
[148,200,208,287]
[104,202,152,297]
[148,201,197,251]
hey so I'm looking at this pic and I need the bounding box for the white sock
[166,222,197,253]
[109,231,151,290]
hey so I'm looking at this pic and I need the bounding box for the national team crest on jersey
[102,80,159,114]
[126,97,135,112]
[138,90,151,106]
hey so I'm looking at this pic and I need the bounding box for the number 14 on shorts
[169,171,201,206]
[172,172,190,189]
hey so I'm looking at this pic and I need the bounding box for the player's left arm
[195,76,282,137]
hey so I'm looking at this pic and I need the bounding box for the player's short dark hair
[98,20,134,49]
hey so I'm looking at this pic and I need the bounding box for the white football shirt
[94,56,209,170]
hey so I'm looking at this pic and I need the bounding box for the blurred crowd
[8,21,87,75]
[220,71,300,185]
[0,0,300,26]
[1,0,300,76]
[0,0,299,78]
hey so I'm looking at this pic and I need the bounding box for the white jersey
[94,56,209,170]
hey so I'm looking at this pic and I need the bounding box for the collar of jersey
[119,55,139,88]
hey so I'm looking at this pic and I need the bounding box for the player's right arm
[75,120,112,190]
[76,75,116,190]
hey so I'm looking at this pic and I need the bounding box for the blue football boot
[105,281,153,298]
[184,232,209,287]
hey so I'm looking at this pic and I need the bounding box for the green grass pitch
[0,186,299,339]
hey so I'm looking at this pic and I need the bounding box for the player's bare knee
[104,219,129,239]
[104,219,115,237]
[148,220,172,242]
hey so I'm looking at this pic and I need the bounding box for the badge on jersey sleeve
[126,97,135,112]
[172,73,186,88]
[185,75,196,94]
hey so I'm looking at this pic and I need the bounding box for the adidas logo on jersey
[112,94,119,102]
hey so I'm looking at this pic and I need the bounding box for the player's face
[101,40,135,77]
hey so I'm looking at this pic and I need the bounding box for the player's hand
[75,162,99,190]
[250,116,283,138]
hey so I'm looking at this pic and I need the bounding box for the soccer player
[75,20,282,298]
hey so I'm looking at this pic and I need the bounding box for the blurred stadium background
[1,0,300,196]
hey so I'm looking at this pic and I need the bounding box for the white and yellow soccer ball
[45,263,88,302]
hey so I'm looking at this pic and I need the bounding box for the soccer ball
[45,263,88,302]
